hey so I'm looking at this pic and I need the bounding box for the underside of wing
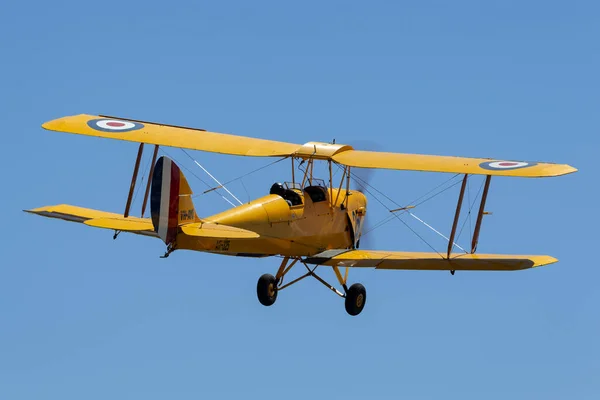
[305,250,558,271]
[332,150,577,178]
[42,114,301,157]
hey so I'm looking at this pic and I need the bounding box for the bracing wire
[181,149,243,205]
[407,211,467,253]
[456,177,485,244]
[346,168,444,257]
[130,152,153,207]
[348,166,473,256]
[346,165,461,210]
[159,148,236,207]
[194,156,289,198]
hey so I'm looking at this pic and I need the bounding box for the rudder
[150,156,197,245]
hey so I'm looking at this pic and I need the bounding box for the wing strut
[141,145,160,217]
[471,175,492,253]
[124,143,144,218]
[113,142,146,240]
[447,174,468,259]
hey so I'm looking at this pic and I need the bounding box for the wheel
[257,273,278,306]
[345,283,366,316]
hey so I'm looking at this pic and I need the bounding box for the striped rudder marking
[150,156,181,245]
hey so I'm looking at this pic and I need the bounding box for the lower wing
[304,249,557,271]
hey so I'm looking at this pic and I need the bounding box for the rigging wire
[181,149,243,205]
[347,169,444,257]
[240,181,251,203]
[345,165,461,210]
[159,148,236,207]
[351,167,462,232]
[348,166,471,255]
[455,177,485,244]
[349,167,465,240]
[406,211,467,253]
[194,156,289,198]
[130,152,153,208]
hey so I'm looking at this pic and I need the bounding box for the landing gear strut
[256,257,367,316]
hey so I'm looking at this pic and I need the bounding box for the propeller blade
[347,141,381,250]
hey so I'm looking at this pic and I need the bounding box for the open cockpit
[269,180,331,207]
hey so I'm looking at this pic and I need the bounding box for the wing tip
[41,117,67,132]
[539,164,577,177]
[533,255,559,267]
[24,205,57,214]
[42,114,92,131]
[562,165,578,176]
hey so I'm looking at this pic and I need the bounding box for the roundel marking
[479,161,537,171]
[87,118,144,133]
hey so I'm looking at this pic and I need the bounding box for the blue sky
[1,1,598,398]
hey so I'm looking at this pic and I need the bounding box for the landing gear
[344,283,366,316]
[257,257,367,316]
[257,273,278,306]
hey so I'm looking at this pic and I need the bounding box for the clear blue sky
[2,1,598,398]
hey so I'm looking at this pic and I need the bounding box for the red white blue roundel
[479,160,537,171]
[87,118,144,133]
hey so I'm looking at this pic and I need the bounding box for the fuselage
[176,186,367,257]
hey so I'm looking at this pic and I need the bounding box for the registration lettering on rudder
[180,209,195,222]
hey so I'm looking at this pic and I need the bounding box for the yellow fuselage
[176,188,367,257]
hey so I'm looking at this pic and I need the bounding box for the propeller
[348,140,380,249]
[351,167,375,249]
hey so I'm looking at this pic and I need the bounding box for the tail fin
[150,156,198,245]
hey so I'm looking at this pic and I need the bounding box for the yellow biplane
[27,114,577,316]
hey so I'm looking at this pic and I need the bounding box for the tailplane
[150,156,198,245]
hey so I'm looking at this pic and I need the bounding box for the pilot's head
[270,182,285,195]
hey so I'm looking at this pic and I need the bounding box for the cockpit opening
[269,183,303,206]
[303,185,328,203]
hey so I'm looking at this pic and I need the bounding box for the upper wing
[305,249,557,271]
[42,114,576,177]
[332,150,577,178]
[42,114,300,157]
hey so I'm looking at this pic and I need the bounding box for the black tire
[345,283,366,316]
[257,273,278,306]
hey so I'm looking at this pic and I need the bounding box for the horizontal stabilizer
[84,217,154,232]
[181,223,260,239]
[305,250,557,271]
